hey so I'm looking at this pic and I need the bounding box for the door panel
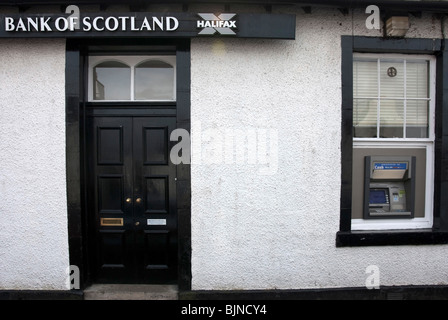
[144,230,170,267]
[87,116,177,284]
[133,117,177,283]
[142,127,169,164]
[99,230,126,267]
[144,176,169,214]
[98,175,125,214]
[88,117,133,282]
[97,127,124,165]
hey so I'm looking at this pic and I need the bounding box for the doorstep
[83,284,178,300]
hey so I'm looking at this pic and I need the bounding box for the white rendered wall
[0,7,446,293]
[190,8,448,290]
[0,39,69,290]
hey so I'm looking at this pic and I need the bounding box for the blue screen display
[369,189,387,204]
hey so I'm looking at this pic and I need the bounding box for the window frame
[351,141,434,231]
[337,36,448,247]
[353,53,435,141]
[88,55,177,102]
[351,53,436,231]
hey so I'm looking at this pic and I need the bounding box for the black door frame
[66,38,191,290]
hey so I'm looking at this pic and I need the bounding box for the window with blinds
[353,56,430,139]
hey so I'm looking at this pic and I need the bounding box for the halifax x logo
[197,13,237,35]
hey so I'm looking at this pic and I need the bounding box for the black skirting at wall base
[1,285,447,300]
[0,290,83,300]
[179,285,448,300]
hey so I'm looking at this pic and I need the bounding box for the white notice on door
[147,219,167,226]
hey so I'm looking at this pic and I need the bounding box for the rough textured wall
[190,8,448,290]
[0,5,446,292]
[0,39,69,290]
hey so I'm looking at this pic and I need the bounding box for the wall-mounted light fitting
[386,16,409,37]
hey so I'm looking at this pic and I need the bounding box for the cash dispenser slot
[363,156,416,219]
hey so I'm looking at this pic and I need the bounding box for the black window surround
[337,36,448,247]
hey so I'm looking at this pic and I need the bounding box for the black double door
[87,115,177,284]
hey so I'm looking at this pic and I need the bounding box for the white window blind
[353,57,430,138]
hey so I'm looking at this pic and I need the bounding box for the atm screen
[369,189,388,204]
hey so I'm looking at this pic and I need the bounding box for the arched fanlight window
[134,60,175,101]
[93,61,131,100]
[89,56,176,101]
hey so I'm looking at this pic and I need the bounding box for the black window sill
[336,230,448,247]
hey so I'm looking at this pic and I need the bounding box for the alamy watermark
[365,265,380,290]
[170,121,279,176]
[365,5,381,30]
[66,265,80,290]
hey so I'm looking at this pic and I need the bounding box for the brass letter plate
[100,218,124,226]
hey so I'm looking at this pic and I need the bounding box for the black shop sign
[0,10,295,39]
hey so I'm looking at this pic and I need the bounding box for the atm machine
[363,156,416,219]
